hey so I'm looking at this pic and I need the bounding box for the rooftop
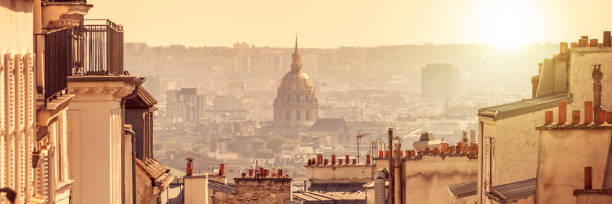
[485,178,536,203]
[310,118,347,132]
[448,181,477,198]
[478,94,568,121]
[293,182,366,202]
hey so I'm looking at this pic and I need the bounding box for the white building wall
[0,1,35,203]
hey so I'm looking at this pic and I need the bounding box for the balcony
[43,19,124,102]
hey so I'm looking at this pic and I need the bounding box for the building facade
[273,37,318,124]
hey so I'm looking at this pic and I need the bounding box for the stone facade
[230,178,292,204]
[273,37,318,124]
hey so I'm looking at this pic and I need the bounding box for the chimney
[571,42,578,48]
[331,155,336,165]
[604,31,611,47]
[590,39,599,47]
[219,163,225,176]
[597,110,606,124]
[579,39,587,47]
[545,111,553,125]
[585,166,592,189]
[186,158,194,176]
[366,155,371,165]
[345,155,350,165]
[441,142,448,153]
[572,110,581,125]
[560,42,568,55]
[585,101,594,124]
[249,168,253,177]
[558,102,567,124]
[580,36,589,47]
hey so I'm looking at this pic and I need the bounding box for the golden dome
[273,35,319,123]
[278,71,315,92]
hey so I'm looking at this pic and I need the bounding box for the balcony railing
[73,19,124,76]
[43,28,73,101]
[42,19,124,101]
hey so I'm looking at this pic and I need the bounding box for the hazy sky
[88,0,612,48]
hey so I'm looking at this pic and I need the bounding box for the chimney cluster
[570,31,612,48]
[375,141,478,160]
[543,101,612,126]
[244,167,287,178]
[306,154,372,166]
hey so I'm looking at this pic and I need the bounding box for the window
[306,110,311,120]
[286,111,291,121]
[296,110,301,120]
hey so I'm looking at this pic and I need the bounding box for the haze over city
[3,0,612,204]
[87,0,612,48]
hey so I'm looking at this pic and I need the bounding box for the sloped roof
[135,158,169,180]
[485,178,536,202]
[310,118,348,132]
[478,94,568,121]
[208,180,237,194]
[448,181,477,198]
[127,86,158,108]
[295,183,366,202]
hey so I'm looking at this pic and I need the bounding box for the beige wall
[67,80,136,204]
[184,175,209,204]
[306,165,374,183]
[477,107,551,203]
[401,157,477,204]
[537,129,612,204]
[135,165,154,204]
[575,194,612,204]
[374,157,477,204]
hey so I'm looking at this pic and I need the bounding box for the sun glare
[475,1,540,51]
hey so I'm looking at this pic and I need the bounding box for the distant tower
[273,36,318,123]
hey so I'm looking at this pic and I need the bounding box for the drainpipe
[131,129,137,204]
[387,128,394,204]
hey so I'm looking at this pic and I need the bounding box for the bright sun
[475,1,540,51]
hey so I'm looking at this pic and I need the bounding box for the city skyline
[88,0,612,49]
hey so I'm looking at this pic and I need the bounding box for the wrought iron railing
[42,19,124,101]
[43,28,73,101]
[72,19,124,76]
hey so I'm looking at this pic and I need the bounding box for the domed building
[273,37,318,123]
